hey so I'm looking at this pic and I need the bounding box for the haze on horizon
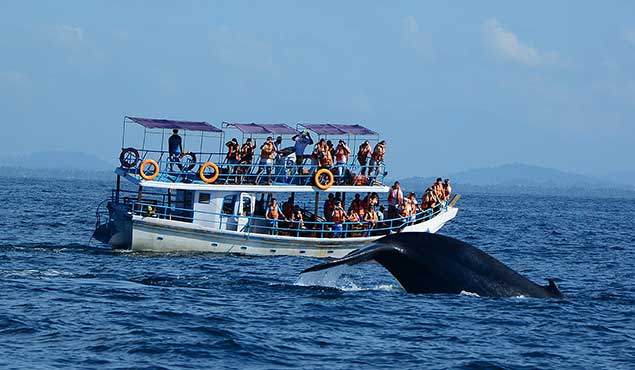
[1,1,633,179]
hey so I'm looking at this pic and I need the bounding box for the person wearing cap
[256,136,277,184]
[291,130,314,174]
[168,129,183,171]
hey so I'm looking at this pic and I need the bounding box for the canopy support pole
[115,175,121,203]
[314,192,319,218]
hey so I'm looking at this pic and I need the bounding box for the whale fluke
[301,232,563,298]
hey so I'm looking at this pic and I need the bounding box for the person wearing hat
[168,129,183,171]
[291,130,314,174]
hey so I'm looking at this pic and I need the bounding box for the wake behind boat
[93,116,459,257]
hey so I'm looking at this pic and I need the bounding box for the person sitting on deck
[433,178,445,205]
[292,130,314,174]
[168,129,183,171]
[364,205,379,236]
[369,140,386,180]
[265,198,288,235]
[256,136,277,184]
[334,140,351,182]
[357,140,371,175]
[331,200,348,238]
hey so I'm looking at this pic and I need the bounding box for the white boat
[93,117,459,258]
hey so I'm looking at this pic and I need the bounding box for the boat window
[199,193,211,204]
[222,195,236,215]
[242,196,252,216]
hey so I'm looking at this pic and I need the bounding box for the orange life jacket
[332,208,345,223]
[267,206,279,220]
[261,142,275,159]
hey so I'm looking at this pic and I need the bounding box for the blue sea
[1,176,634,369]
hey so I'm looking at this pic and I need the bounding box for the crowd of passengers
[252,178,452,238]
[221,130,387,185]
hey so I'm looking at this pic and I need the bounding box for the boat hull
[128,207,459,258]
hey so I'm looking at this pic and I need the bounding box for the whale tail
[301,232,565,298]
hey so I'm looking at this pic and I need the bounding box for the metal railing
[121,148,387,186]
[128,199,446,239]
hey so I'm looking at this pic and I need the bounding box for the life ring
[199,162,220,184]
[179,152,197,172]
[314,168,334,190]
[139,159,160,180]
[119,147,140,168]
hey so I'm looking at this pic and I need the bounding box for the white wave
[460,290,480,297]
[295,265,400,292]
[3,269,74,279]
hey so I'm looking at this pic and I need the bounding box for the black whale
[302,232,563,298]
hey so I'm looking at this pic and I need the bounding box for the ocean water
[0,176,634,369]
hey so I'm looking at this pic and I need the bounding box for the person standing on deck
[369,140,386,181]
[168,129,183,171]
[334,140,351,182]
[256,136,277,184]
[265,198,287,235]
[225,138,240,176]
[331,200,348,238]
[292,130,314,175]
[443,179,452,201]
[387,181,403,220]
[357,140,371,175]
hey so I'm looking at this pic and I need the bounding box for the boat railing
[118,148,387,187]
[127,199,446,239]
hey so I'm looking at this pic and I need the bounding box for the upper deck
[116,116,390,193]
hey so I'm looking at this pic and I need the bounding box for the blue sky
[1,1,634,178]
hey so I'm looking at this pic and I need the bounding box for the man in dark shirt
[168,129,183,170]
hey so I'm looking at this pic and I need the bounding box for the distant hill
[399,163,633,193]
[0,151,114,171]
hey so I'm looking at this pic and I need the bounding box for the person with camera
[331,200,348,238]
[292,130,314,175]
[334,139,351,183]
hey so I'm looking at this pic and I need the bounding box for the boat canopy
[126,116,222,133]
[299,123,378,136]
[222,122,298,135]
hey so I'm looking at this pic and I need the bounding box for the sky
[1,1,634,179]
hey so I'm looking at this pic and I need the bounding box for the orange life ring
[139,159,160,180]
[314,168,334,190]
[199,162,220,184]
